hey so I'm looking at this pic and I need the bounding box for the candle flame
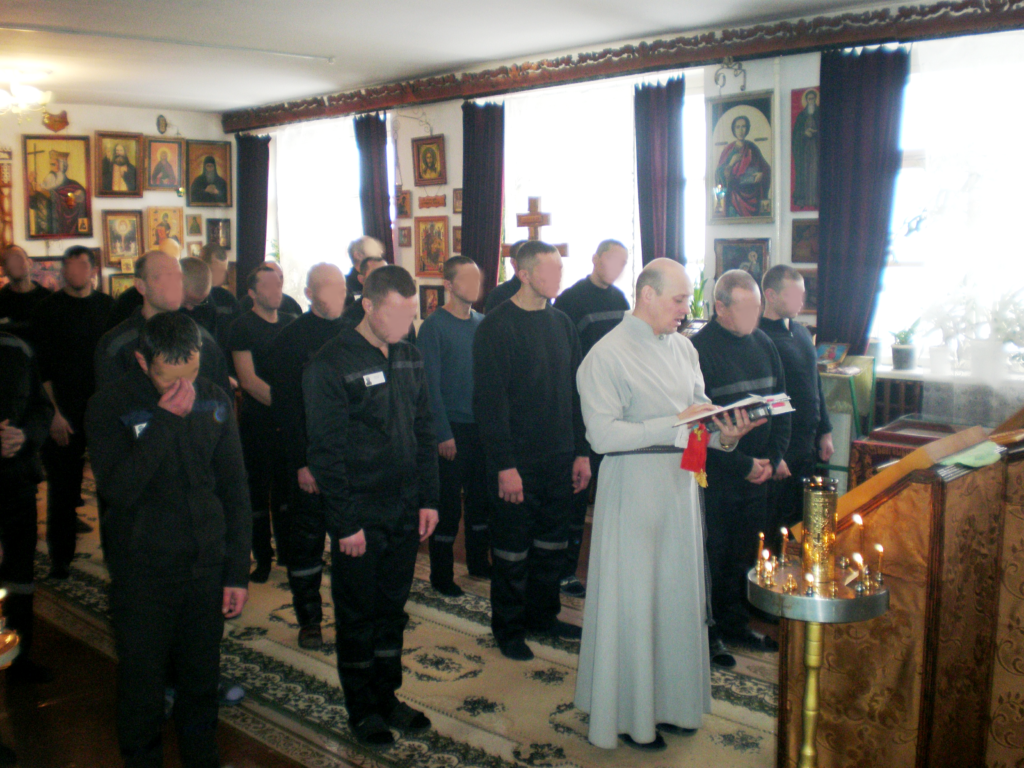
[852,552,864,566]
[852,513,864,526]
[762,549,770,561]
[875,543,884,553]
[805,572,814,583]
[781,527,788,539]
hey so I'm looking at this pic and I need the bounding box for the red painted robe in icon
[715,140,771,218]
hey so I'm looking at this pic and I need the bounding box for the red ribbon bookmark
[680,423,709,488]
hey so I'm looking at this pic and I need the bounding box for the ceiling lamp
[0,83,53,120]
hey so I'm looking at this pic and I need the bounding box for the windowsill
[876,364,1024,384]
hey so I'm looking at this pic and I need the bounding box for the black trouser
[0,482,40,665]
[330,511,420,725]
[109,570,224,768]
[41,431,87,570]
[705,473,768,640]
[239,415,290,567]
[489,456,572,645]
[563,450,601,580]
[286,470,327,628]
[430,422,490,584]
[770,448,822,551]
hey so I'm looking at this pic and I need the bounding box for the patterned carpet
[33,475,779,767]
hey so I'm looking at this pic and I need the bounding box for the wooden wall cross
[500,196,568,258]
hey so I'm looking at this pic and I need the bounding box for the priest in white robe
[574,258,763,751]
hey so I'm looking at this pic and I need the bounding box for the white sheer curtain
[270,117,362,308]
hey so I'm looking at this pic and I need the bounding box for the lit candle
[757,532,765,571]
[804,571,816,596]
[852,552,866,582]
[852,514,865,553]
[875,543,884,575]
[779,527,789,564]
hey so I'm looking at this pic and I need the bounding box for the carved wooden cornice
[223,0,1024,133]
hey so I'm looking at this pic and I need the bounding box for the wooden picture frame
[144,136,184,191]
[186,214,203,238]
[109,273,135,299]
[419,284,446,319]
[453,188,463,214]
[798,268,818,314]
[791,219,819,264]
[707,90,774,223]
[95,131,143,197]
[206,218,232,249]
[186,140,232,207]
[414,215,449,277]
[398,226,412,248]
[30,256,64,291]
[791,86,821,212]
[412,135,447,187]
[102,210,143,265]
[22,135,93,239]
[714,238,770,286]
[187,241,203,258]
[396,188,412,218]
[146,207,184,250]
[453,225,462,254]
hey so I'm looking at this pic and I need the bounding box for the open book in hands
[673,394,795,433]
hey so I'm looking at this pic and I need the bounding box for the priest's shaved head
[348,236,384,270]
[305,262,346,320]
[361,265,418,345]
[634,258,692,335]
[714,269,761,337]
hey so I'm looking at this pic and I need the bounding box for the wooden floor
[0,617,304,768]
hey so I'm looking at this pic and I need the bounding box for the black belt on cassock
[604,445,682,457]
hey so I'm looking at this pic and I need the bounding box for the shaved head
[634,258,693,336]
[305,262,346,320]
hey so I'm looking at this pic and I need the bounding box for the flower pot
[891,345,917,371]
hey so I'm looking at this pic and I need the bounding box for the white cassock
[573,312,734,748]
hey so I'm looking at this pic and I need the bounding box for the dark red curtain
[235,134,271,298]
[634,77,685,265]
[354,112,395,264]
[818,47,909,352]
[461,101,505,304]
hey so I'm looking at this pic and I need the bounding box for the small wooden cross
[501,196,568,258]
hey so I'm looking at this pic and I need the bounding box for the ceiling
[0,0,885,113]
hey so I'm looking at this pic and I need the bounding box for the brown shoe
[298,625,322,650]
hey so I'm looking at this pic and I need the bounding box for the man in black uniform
[238,260,303,317]
[95,250,230,392]
[552,238,630,598]
[759,265,834,544]
[343,255,416,342]
[268,263,347,649]
[228,265,295,582]
[198,244,240,348]
[304,265,439,746]
[86,312,251,768]
[0,245,51,341]
[0,331,54,688]
[691,269,790,665]
[473,241,591,662]
[31,246,113,578]
[344,236,385,310]
[482,240,526,313]
[179,257,222,341]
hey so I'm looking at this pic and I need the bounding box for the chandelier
[0,83,53,120]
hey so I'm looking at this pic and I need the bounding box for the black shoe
[657,722,698,736]
[710,638,736,669]
[726,628,779,652]
[498,638,534,661]
[298,625,322,650]
[431,580,464,598]
[47,564,70,580]
[75,517,93,534]
[351,714,394,746]
[620,733,667,752]
[559,575,586,598]
[8,659,54,685]
[250,561,271,584]
[467,564,492,580]
[533,619,582,641]
[383,701,431,734]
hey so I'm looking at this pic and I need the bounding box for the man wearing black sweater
[268,263,347,650]
[31,246,113,579]
[482,240,526,313]
[0,245,51,342]
[691,269,789,661]
[474,240,591,661]
[760,266,834,543]
[552,238,630,598]
[86,313,250,768]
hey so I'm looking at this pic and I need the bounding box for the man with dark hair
[759,265,833,545]
[304,264,439,746]
[0,330,54,690]
[228,264,295,582]
[239,260,303,317]
[198,243,240,345]
[417,256,490,596]
[483,240,527,313]
[86,312,251,768]
[31,245,113,579]
[345,236,385,309]
[691,269,789,664]
[178,257,221,340]
[473,240,591,661]
[552,238,630,598]
[189,155,228,204]
[0,245,51,341]
[343,255,416,341]
[268,263,347,649]
[95,250,230,392]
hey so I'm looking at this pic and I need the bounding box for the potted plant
[690,267,709,320]
[891,319,920,370]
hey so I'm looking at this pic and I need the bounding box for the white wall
[1,102,234,288]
